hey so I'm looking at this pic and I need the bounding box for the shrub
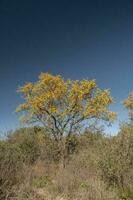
[0,141,25,199]
[99,123,133,198]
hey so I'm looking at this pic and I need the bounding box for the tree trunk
[59,139,69,168]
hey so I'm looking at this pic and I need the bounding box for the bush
[99,123,133,198]
[7,127,61,164]
[0,125,132,199]
[0,141,25,199]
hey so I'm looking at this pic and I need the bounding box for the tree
[16,73,116,166]
[123,92,133,121]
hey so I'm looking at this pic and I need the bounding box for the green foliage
[8,127,44,164]
[0,141,24,199]
[0,124,132,199]
[99,123,133,199]
[32,176,52,188]
[65,135,79,155]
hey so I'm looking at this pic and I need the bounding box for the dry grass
[0,125,133,199]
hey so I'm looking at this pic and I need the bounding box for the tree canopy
[123,92,133,121]
[16,73,116,141]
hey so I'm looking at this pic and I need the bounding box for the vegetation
[123,92,133,121]
[16,73,116,166]
[0,124,133,200]
[0,73,132,199]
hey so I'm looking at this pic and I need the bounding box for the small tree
[16,73,116,165]
[123,92,133,122]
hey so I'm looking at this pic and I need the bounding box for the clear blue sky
[0,0,133,134]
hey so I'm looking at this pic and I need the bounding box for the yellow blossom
[16,73,116,137]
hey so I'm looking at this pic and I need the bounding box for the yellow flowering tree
[16,73,116,166]
[123,92,133,121]
[16,73,116,142]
